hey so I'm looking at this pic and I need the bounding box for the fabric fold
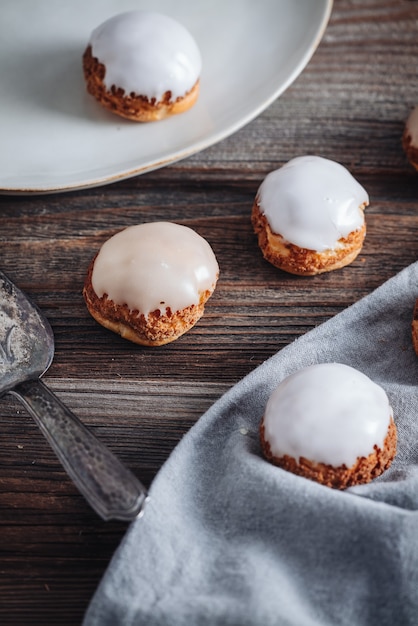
[84,262,418,626]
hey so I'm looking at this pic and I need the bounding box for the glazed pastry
[83,11,202,122]
[251,156,369,275]
[403,106,418,171]
[83,222,219,346]
[413,298,418,355]
[260,363,396,489]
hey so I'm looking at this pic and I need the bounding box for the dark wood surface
[1,1,418,624]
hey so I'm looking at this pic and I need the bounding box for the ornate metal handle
[10,379,148,521]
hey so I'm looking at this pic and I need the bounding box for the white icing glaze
[263,363,392,468]
[257,156,369,251]
[89,11,202,101]
[405,106,418,145]
[91,222,218,316]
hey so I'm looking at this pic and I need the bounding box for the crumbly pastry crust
[251,201,366,276]
[83,257,215,346]
[260,417,397,489]
[413,298,418,356]
[82,45,200,122]
[402,131,418,172]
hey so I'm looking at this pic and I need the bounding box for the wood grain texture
[1,1,418,624]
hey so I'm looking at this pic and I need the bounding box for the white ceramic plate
[0,0,332,194]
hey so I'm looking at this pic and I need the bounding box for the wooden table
[1,1,418,623]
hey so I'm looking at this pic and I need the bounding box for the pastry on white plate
[83,11,202,122]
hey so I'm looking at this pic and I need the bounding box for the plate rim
[1,0,333,196]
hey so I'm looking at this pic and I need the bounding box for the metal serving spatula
[0,271,148,521]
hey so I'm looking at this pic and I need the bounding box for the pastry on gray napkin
[83,261,418,626]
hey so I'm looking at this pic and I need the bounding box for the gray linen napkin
[83,261,418,626]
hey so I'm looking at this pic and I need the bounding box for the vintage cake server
[0,270,148,521]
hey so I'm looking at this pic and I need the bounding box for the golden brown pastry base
[402,131,418,172]
[413,298,418,356]
[83,259,215,346]
[82,45,200,122]
[260,417,397,489]
[251,201,366,276]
